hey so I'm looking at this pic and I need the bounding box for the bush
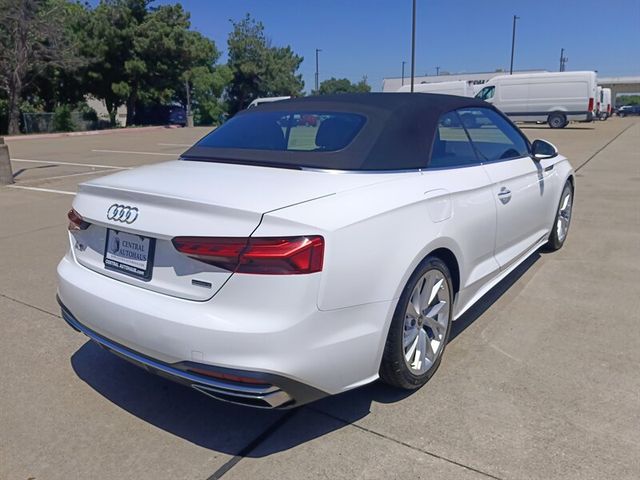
[52,105,75,132]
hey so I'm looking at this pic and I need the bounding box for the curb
[3,125,183,141]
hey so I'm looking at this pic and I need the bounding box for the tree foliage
[0,3,308,133]
[226,14,304,114]
[317,77,371,95]
[0,0,79,134]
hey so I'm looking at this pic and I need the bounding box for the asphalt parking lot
[1,118,639,480]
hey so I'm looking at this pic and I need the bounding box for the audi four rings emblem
[107,204,139,224]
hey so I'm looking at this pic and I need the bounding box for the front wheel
[545,181,574,251]
[380,257,453,390]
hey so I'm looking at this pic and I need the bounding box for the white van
[600,88,612,120]
[475,71,597,128]
[396,80,474,97]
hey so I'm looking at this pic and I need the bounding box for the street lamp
[410,0,416,92]
[402,61,406,86]
[315,48,322,93]
[509,15,519,75]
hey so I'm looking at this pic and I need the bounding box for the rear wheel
[545,181,574,251]
[548,112,567,129]
[380,257,453,390]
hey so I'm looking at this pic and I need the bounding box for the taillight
[172,236,324,274]
[67,209,89,231]
[588,97,594,112]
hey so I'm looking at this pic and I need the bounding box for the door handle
[497,187,512,204]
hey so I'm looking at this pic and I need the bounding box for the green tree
[0,0,78,134]
[317,76,371,95]
[226,14,304,114]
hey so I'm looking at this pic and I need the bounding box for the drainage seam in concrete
[207,410,299,480]
[0,292,60,318]
[308,406,505,480]
[575,122,637,173]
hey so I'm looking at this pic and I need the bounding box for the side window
[475,86,495,100]
[458,107,529,161]
[428,111,479,168]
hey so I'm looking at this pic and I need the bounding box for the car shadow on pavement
[71,251,541,458]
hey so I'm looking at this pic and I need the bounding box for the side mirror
[532,139,558,161]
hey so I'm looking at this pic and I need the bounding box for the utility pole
[315,48,321,93]
[436,66,440,76]
[509,15,519,75]
[401,61,406,86]
[559,48,568,72]
[410,0,416,92]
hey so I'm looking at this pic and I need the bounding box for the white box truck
[474,71,597,128]
[396,80,474,97]
[600,88,612,120]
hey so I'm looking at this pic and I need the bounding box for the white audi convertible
[57,94,574,408]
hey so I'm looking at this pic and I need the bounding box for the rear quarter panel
[255,170,497,313]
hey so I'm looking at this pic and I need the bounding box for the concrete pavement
[1,118,639,479]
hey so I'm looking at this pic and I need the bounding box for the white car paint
[57,103,574,407]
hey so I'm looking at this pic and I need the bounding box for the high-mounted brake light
[67,209,90,231]
[172,236,324,274]
[588,97,594,112]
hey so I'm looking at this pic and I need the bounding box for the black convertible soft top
[182,93,492,171]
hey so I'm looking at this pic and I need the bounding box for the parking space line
[7,185,75,195]
[12,158,131,170]
[21,170,112,183]
[157,143,192,147]
[92,149,177,156]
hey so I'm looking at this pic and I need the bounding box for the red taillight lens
[67,209,89,231]
[172,236,324,274]
[588,97,594,112]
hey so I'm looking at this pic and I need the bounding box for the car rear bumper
[58,298,323,408]
[57,254,394,406]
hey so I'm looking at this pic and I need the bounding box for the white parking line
[12,158,130,170]
[23,170,111,183]
[92,149,177,156]
[157,143,192,147]
[7,185,75,195]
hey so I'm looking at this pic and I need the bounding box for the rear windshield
[197,112,365,152]
[195,111,366,152]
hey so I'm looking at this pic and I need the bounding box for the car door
[459,107,551,269]
[425,111,500,297]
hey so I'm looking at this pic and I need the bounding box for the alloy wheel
[403,269,451,375]
[556,188,573,243]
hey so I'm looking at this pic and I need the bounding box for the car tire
[545,181,574,251]
[548,112,567,129]
[380,256,453,390]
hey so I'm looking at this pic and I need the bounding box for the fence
[21,112,109,134]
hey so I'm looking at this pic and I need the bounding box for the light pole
[509,15,519,75]
[315,48,321,93]
[559,48,568,72]
[410,0,416,92]
[436,66,440,76]
[401,61,406,86]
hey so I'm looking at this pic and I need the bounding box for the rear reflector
[588,97,594,112]
[67,209,89,231]
[187,367,270,386]
[172,236,324,274]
